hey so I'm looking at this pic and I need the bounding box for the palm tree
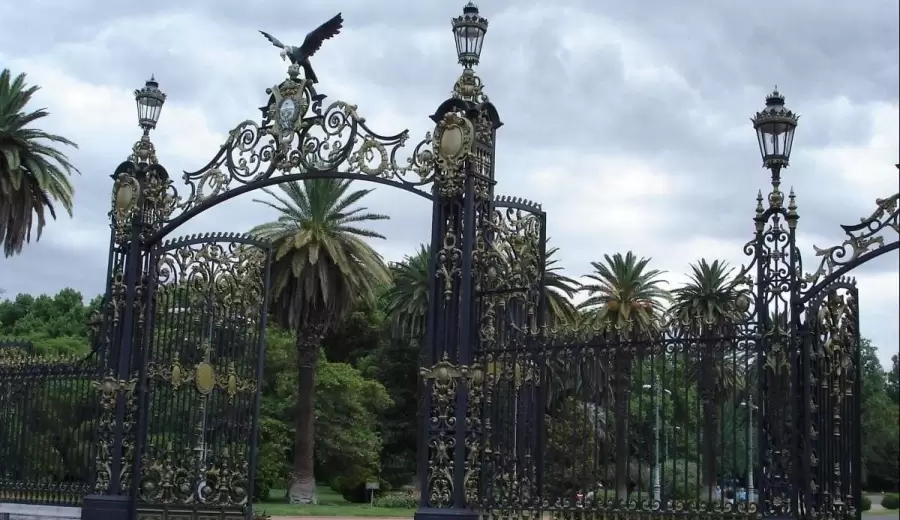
[670,259,748,497]
[0,69,79,257]
[383,245,430,339]
[578,252,670,496]
[542,246,580,327]
[250,178,391,504]
[385,240,580,338]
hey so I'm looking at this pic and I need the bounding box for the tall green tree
[250,178,391,504]
[383,245,430,339]
[0,69,79,257]
[858,339,900,490]
[887,354,899,406]
[380,246,430,489]
[578,252,670,495]
[670,259,746,496]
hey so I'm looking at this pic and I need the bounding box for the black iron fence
[481,324,761,520]
[0,339,101,506]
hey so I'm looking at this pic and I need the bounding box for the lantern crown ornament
[135,76,167,134]
[452,3,488,69]
[751,88,799,171]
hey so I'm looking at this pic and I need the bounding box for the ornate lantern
[452,3,488,68]
[751,89,799,170]
[134,76,167,132]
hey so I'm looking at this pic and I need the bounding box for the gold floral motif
[477,198,544,347]
[111,172,141,242]
[432,111,474,199]
[195,362,216,395]
[421,356,485,509]
[146,358,255,404]
[436,226,463,302]
[452,68,487,104]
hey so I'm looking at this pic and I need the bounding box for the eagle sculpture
[259,13,344,84]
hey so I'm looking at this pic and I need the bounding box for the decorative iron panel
[133,234,271,520]
[0,339,103,505]
[477,198,546,519]
[802,281,861,520]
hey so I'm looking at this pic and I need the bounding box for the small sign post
[365,481,380,505]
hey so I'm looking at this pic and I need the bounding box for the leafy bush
[544,398,605,496]
[882,493,900,509]
[859,495,871,511]
[373,490,420,508]
[253,417,292,502]
[660,459,702,500]
[316,361,393,502]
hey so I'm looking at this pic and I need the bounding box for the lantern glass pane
[756,126,767,161]
[784,127,795,160]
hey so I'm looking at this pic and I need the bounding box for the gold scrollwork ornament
[111,173,140,241]
[433,111,474,198]
[267,78,310,168]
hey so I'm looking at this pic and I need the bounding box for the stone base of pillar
[415,507,479,520]
[80,495,130,520]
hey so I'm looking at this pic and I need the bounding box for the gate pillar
[83,128,171,520]
[416,36,500,520]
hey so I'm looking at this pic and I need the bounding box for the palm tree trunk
[289,325,325,505]
[614,352,632,497]
[699,346,719,500]
[702,398,719,498]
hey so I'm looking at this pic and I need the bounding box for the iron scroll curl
[799,170,899,303]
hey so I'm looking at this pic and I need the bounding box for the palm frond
[0,69,79,257]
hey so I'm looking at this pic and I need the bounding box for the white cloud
[811,101,899,200]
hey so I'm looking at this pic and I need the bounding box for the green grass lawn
[256,486,415,518]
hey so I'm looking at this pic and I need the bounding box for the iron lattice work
[479,267,763,520]
[476,197,548,517]
[750,184,799,519]
[0,339,103,505]
[800,282,861,520]
[131,235,271,520]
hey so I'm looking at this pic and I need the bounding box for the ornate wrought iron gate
[131,235,271,520]
[798,281,861,519]
[477,197,546,518]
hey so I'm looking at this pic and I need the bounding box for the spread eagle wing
[299,13,344,57]
[259,30,285,49]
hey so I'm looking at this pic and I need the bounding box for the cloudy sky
[1,0,897,366]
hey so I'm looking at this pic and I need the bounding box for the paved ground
[273,517,410,520]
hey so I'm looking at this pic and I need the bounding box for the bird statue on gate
[259,13,344,84]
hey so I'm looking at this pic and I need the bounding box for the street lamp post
[750,89,799,517]
[740,399,759,502]
[665,425,681,465]
[418,5,495,520]
[83,76,168,520]
[642,383,672,503]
